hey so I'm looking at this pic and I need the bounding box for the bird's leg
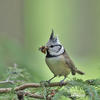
[60,76,66,86]
[47,75,56,83]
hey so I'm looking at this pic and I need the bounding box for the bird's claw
[59,80,64,86]
[46,80,51,84]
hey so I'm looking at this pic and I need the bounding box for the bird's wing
[63,50,77,75]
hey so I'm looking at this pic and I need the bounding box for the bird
[39,30,84,84]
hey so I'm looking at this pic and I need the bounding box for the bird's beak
[39,46,48,54]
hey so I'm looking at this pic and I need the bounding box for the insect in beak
[39,46,48,54]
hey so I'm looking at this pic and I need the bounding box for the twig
[0,88,12,93]
[24,92,44,99]
[0,76,14,84]
[0,81,67,100]
[0,80,14,84]
[19,91,53,99]
[0,82,67,93]
[0,81,67,93]
[0,81,68,100]
[0,79,98,99]
[15,81,67,91]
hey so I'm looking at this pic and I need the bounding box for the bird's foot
[46,80,51,84]
[59,80,65,86]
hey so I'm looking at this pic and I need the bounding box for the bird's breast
[45,55,71,76]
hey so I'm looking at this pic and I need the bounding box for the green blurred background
[0,0,100,82]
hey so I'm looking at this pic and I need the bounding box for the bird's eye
[50,45,54,48]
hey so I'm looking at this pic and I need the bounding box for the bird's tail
[76,69,85,75]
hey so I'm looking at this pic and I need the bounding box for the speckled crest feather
[46,30,61,47]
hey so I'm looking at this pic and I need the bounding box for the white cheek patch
[49,46,64,56]
[50,46,59,52]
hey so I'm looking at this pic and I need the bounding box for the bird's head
[39,30,64,56]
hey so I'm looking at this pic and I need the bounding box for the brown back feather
[63,50,84,75]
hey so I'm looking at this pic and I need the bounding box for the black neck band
[46,49,65,58]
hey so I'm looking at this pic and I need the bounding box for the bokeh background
[0,0,100,82]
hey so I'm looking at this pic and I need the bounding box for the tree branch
[0,88,12,93]
[0,77,14,84]
[15,81,67,91]
[0,79,99,99]
[0,81,67,93]
[0,81,67,99]
[24,92,44,99]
